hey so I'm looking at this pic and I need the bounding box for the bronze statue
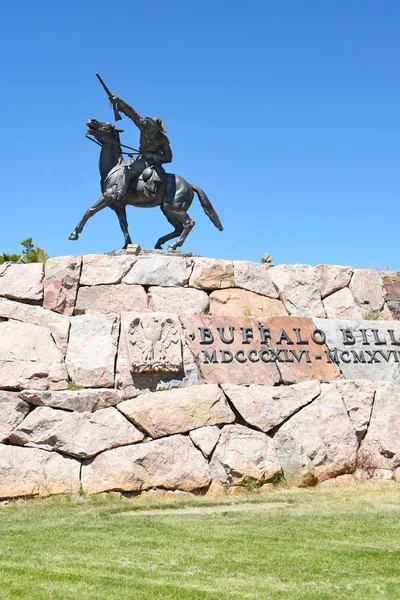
[69,76,222,250]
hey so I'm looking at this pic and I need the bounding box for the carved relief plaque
[126,315,182,373]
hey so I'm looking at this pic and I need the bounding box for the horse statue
[68,119,223,250]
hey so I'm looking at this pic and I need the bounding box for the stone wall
[1,251,400,499]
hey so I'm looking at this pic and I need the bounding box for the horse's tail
[191,185,223,231]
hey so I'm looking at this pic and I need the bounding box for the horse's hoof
[69,232,79,241]
[167,244,177,251]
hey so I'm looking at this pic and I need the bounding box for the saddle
[135,164,166,198]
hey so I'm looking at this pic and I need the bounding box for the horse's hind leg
[168,211,194,250]
[157,205,194,251]
[155,206,184,249]
[113,206,132,249]
[69,196,109,240]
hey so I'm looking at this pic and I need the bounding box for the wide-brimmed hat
[146,116,167,133]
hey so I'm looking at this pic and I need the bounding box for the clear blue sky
[1,1,399,268]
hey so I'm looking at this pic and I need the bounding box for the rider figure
[110,95,172,201]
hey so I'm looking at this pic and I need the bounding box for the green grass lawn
[0,484,400,599]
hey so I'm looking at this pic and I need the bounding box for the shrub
[0,238,48,264]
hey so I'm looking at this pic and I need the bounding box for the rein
[85,134,140,155]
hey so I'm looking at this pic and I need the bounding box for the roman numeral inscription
[180,315,400,385]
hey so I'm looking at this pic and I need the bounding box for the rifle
[96,73,122,122]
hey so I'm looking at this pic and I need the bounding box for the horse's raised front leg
[113,206,132,249]
[69,196,109,240]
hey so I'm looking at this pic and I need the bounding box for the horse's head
[86,119,124,146]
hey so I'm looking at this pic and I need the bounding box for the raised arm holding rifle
[111,95,172,167]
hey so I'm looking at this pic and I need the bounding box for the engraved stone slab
[180,315,281,386]
[259,316,341,384]
[126,313,182,373]
[314,317,400,385]
[178,314,400,386]
[181,315,340,385]
[116,320,199,399]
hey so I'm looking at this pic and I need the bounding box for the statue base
[1,252,400,499]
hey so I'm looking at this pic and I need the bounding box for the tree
[21,238,49,263]
[0,239,49,265]
[21,238,35,256]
